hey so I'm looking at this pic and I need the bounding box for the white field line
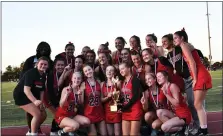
[208,120,223,123]
[1,91,13,93]
[1,104,14,107]
[212,78,223,79]
[208,111,223,113]
[1,124,51,129]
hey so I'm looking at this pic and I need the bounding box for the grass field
[1,70,222,127]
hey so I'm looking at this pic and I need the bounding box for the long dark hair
[36,41,51,59]
[130,35,142,51]
[174,28,188,43]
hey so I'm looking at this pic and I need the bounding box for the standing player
[119,62,143,136]
[101,65,122,136]
[79,65,107,136]
[174,28,212,136]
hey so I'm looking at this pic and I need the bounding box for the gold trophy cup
[110,76,120,112]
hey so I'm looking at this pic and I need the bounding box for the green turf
[1,70,222,127]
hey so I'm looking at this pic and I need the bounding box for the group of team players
[13,28,212,136]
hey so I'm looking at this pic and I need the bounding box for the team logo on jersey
[34,81,43,88]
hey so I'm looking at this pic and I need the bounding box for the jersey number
[124,94,130,103]
[67,104,74,112]
[89,96,99,106]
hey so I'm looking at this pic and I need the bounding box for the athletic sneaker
[26,131,31,136]
[191,127,208,136]
[151,129,159,136]
[68,132,80,136]
[184,125,190,136]
[189,127,199,135]
[58,130,68,136]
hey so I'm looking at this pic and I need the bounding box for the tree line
[1,62,24,82]
[1,58,222,82]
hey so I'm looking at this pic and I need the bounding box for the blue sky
[2,2,222,71]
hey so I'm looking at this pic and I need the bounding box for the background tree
[203,56,210,68]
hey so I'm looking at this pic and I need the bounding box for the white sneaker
[26,131,31,136]
[184,125,190,136]
[189,127,199,135]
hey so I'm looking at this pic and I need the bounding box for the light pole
[206,2,212,70]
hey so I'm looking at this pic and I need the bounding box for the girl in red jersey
[174,28,212,136]
[121,48,132,64]
[112,37,126,66]
[156,71,192,135]
[55,42,75,68]
[118,62,143,136]
[141,48,185,93]
[97,42,113,65]
[55,72,90,136]
[95,51,110,82]
[101,65,122,136]
[130,50,147,90]
[141,73,168,136]
[80,65,107,136]
[63,55,86,88]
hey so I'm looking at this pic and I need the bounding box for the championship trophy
[110,76,120,112]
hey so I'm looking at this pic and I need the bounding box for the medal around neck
[173,69,177,74]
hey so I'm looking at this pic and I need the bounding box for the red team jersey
[156,59,185,92]
[101,83,122,123]
[84,80,105,123]
[132,65,145,81]
[55,89,77,124]
[121,76,143,121]
[183,50,212,91]
[167,84,192,125]
[147,88,168,110]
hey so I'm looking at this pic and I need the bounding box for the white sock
[200,125,207,129]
